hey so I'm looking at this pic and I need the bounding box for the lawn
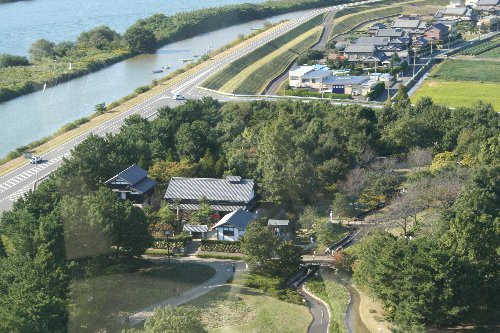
[68,262,215,333]
[479,46,500,58]
[412,80,500,110]
[428,59,500,82]
[306,277,350,333]
[187,285,312,333]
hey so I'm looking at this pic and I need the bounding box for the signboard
[163,230,172,236]
[24,151,33,159]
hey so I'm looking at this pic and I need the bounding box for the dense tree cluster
[0,95,497,330]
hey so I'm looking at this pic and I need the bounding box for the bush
[366,82,385,100]
[283,89,351,99]
[196,253,243,260]
[0,54,29,68]
[200,239,241,253]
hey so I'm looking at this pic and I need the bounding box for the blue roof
[323,76,369,85]
[302,69,332,79]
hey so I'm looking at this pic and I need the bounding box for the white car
[30,156,42,164]
[174,94,186,100]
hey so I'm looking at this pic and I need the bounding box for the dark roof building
[164,176,256,212]
[105,164,156,200]
[211,208,258,241]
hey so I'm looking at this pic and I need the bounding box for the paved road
[0,0,382,213]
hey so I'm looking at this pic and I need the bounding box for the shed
[105,164,156,201]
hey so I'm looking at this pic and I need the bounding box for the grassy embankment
[69,262,215,333]
[201,14,324,93]
[455,37,500,56]
[187,284,312,333]
[306,277,350,333]
[412,59,500,110]
[0,0,350,103]
[0,21,291,176]
[220,27,322,94]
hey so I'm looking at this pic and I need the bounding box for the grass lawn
[68,262,215,333]
[479,46,500,58]
[187,285,312,333]
[412,80,500,110]
[428,59,500,82]
[306,277,350,333]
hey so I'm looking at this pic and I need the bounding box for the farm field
[479,46,500,58]
[202,14,324,91]
[220,27,321,94]
[455,37,500,56]
[428,59,500,82]
[188,285,312,333]
[412,80,500,110]
[69,263,215,333]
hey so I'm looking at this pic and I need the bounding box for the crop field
[202,14,324,91]
[455,38,500,56]
[480,46,500,58]
[220,27,321,95]
[412,80,500,110]
[428,59,500,82]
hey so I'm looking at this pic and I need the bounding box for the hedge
[200,239,241,253]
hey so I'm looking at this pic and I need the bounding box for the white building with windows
[211,208,257,241]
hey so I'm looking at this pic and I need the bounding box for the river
[0,0,266,56]
[0,6,311,158]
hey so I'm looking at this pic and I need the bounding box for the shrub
[200,239,241,253]
[366,82,385,100]
[0,54,29,68]
[196,253,243,260]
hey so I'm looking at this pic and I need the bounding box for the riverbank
[355,286,391,333]
[0,0,348,104]
[0,20,290,176]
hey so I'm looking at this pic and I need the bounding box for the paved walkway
[127,257,239,327]
[300,286,330,333]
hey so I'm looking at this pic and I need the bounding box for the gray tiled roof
[344,44,376,54]
[392,19,421,28]
[183,224,209,233]
[477,0,499,6]
[178,203,247,211]
[376,28,404,37]
[105,164,156,194]
[324,75,370,85]
[212,208,257,230]
[355,37,390,46]
[116,164,148,185]
[164,176,255,202]
[302,69,332,79]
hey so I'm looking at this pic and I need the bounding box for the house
[474,0,500,15]
[478,15,499,28]
[164,175,256,213]
[343,44,389,67]
[368,23,387,35]
[434,6,475,21]
[375,28,406,38]
[211,208,257,241]
[105,164,156,201]
[449,0,466,6]
[392,16,428,36]
[289,64,332,89]
[323,75,378,96]
[424,23,450,41]
[268,219,292,241]
[370,73,395,87]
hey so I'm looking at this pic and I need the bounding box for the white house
[289,64,332,89]
[211,208,257,241]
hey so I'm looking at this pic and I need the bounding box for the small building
[434,6,475,21]
[375,28,406,38]
[474,0,500,15]
[183,224,209,239]
[105,164,156,201]
[368,23,387,35]
[268,219,291,241]
[392,16,427,36]
[289,64,332,89]
[424,23,450,41]
[370,73,395,87]
[211,208,257,241]
[323,75,378,96]
[164,175,256,213]
[478,15,499,28]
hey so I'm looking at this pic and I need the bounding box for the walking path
[300,285,330,333]
[127,256,239,327]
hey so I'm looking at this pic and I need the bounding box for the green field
[455,37,500,56]
[188,285,312,333]
[220,27,321,94]
[479,46,500,58]
[69,263,215,333]
[412,80,500,110]
[202,13,324,91]
[428,59,500,82]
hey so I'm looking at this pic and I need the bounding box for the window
[222,227,234,237]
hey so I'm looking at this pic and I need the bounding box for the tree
[189,197,212,225]
[124,24,157,53]
[407,147,433,168]
[393,84,410,109]
[0,240,5,257]
[338,168,366,215]
[332,194,352,223]
[76,25,121,50]
[149,159,196,183]
[29,39,55,62]
[240,220,278,273]
[140,306,206,333]
[271,241,303,278]
[297,206,319,230]
[0,54,29,68]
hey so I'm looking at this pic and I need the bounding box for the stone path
[127,257,239,327]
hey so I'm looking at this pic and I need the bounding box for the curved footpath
[128,256,239,327]
[300,285,330,333]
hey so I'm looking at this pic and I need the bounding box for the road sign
[24,152,32,159]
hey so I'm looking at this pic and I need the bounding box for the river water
[0,0,265,56]
[0,4,310,158]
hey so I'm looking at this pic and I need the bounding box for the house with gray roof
[105,164,156,201]
[211,208,258,241]
[164,176,256,212]
[375,28,405,38]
